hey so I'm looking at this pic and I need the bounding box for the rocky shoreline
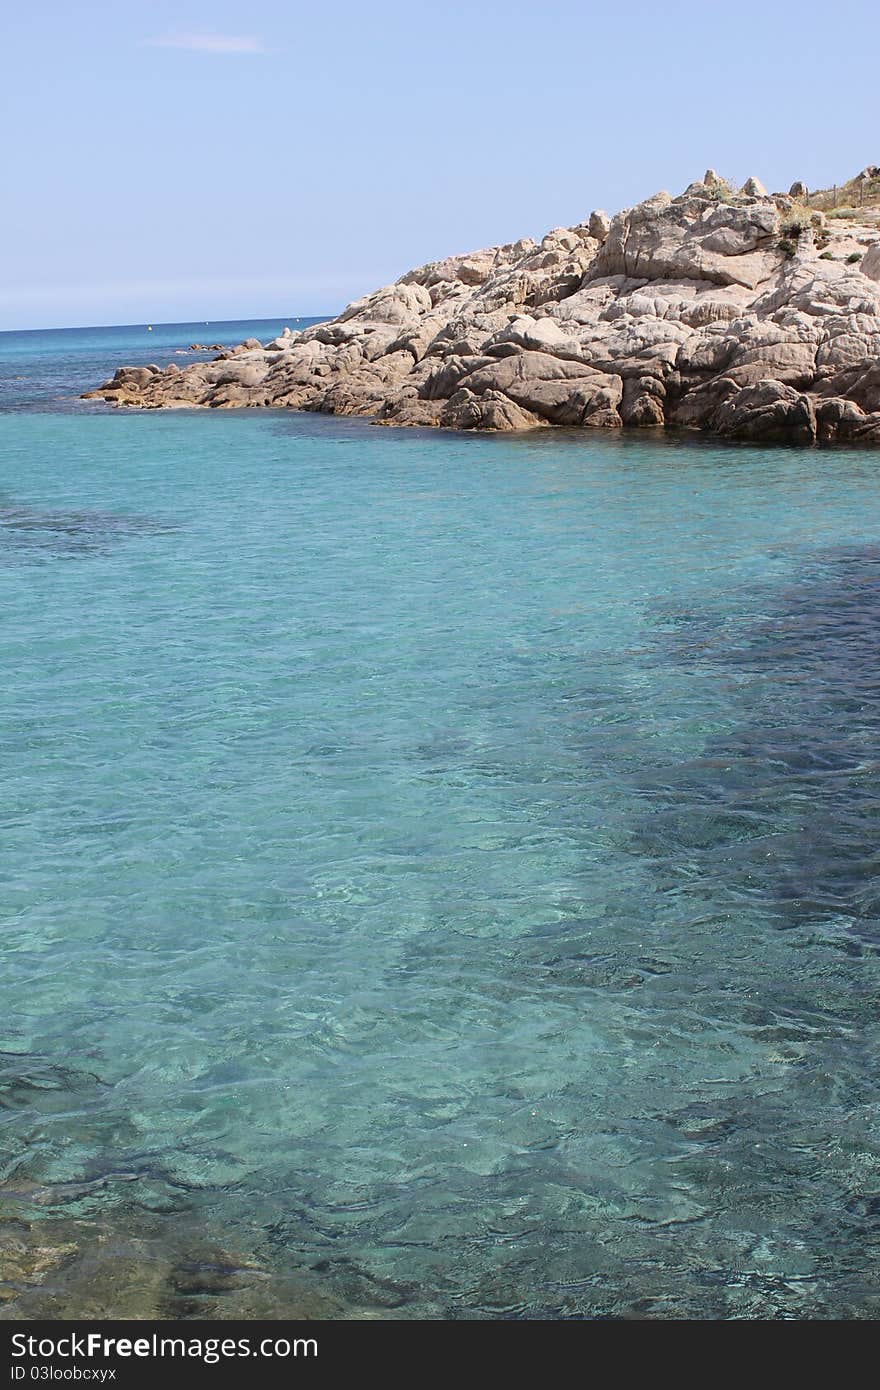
[84,171,880,443]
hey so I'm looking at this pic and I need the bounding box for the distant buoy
[147,325,153,331]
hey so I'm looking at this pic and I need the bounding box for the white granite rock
[85,177,880,442]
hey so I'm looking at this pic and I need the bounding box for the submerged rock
[83,174,880,442]
[0,1210,348,1321]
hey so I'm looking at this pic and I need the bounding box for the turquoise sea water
[1,320,879,1318]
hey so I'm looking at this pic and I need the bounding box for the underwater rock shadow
[0,497,177,563]
[635,542,880,947]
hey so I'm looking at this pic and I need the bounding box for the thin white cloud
[146,32,266,55]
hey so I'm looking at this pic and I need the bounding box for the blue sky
[2,0,878,329]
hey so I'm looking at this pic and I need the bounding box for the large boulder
[588,209,611,241]
[593,191,780,288]
[458,352,623,426]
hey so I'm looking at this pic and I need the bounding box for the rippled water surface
[1,322,880,1318]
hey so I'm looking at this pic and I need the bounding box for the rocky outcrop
[84,175,880,442]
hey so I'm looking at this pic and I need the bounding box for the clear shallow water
[1,322,880,1318]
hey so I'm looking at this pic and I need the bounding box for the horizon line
[0,312,333,336]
